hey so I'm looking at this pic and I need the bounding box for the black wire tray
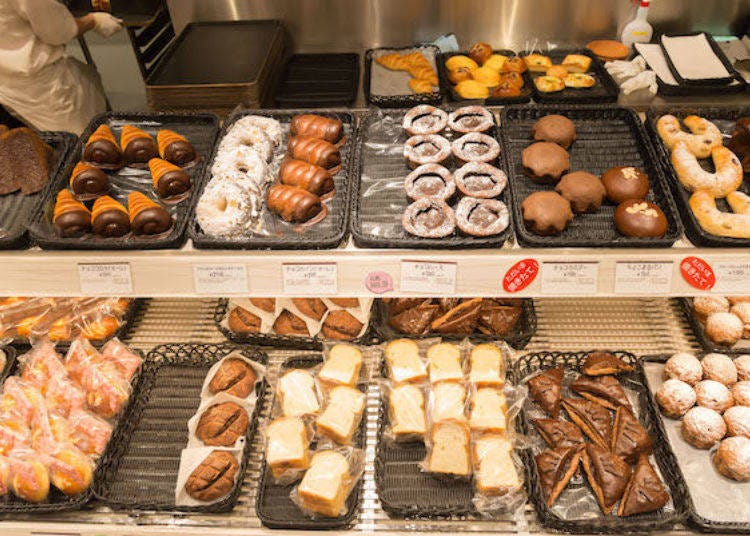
[365,45,444,108]
[678,298,750,355]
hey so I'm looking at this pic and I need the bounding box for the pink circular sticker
[365,271,394,294]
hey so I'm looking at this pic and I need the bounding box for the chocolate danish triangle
[389,302,439,335]
[570,375,631,411]
[582,352,634,376]
[612,406,653,464]
[562,397,613,448]
[477,300,521,336]
[533,418,585,448]
[582,443,631,515]
[430,297,482,334]
[388,298,431,316]
[528,367,564,418]
[618,454,669,517]
[535,445,583,507]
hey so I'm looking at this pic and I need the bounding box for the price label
[282,263,338,295]
[712,261,750,293]
[193,264,248,295]
[680,256,715,291]
[541,262,599,295]
[78,263,132,295]
[400,261,457,294]
[615,262,673,294]
[503,259,539,293]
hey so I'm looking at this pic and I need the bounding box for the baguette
[316,386,366,444]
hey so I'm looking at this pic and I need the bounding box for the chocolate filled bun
[522,191,573,236]
[402,198,456,238]
[451,132,500,165]
[209,357,257,398]
[614,200,667,238]
[321,310,364,340]
[532,115,576,149]
[228,306,261,333]
[455,197,509,237]
[195,402,249,447]
[522,142,570,184]
[601,166,650,204]
[453,162,507,198]
[404,134,451,169]
[555,171,606,214]
[185,450,239,502]
[404,164,455,201]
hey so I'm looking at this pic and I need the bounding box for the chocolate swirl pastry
[451,132,500,165]
[83,124,122,168]
[157,129,198,167]
[404,134,452,169]
[454,162,507,198]
[287,135,341,172]
[69,162,110,198]
[128,192,173,236]
[404,164,455,201]
[402,198,456,238]
[447,106,494,134]
[455,197,509,237]
[402,105,448,136]
[279,157,334,197]
[290,114,344,145]
[91,195,130,238]
[53,190,91,237]
[266,183,325,224]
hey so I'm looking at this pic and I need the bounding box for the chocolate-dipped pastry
[287,135,341,171]
[451,132,500,165]
[227,306,261,333]
[430,297,482,334]
[273,309,310,336]
[149,158,191,199]
[91,195,130,237]
[535,445,583,507]
[477,299,522,335]
[120,125,158,166]
[555,171,606,214]
[83,124,122,167]
[582,443,631,515]
[53,190,91,237]
[601,166,650,204]
[389,298,431,316]
[266,184,324,224]
[437,298,460,313]
[612,406,653,463]
[404,134,452,169]
[571,374,631,410]
[157,129,198,166]
[404,164,455,201]
[582,352,634,376]
[128,192,172,236]
[562,398,613,448]
[290,114,344,145]
[250,298,275,312]
[533,418,585,448]
[614,200,668,238]
[453,162,507,199]
[532,115,577,149]
[69,161,109,198]
[402,198,456,238]
[522,142,569,184]
[522,191,573,236]
[528,367,564,417]
[292,298,327,321]
[618,454,669,517]
[455,197,509,237]
[389,302,439,334]
[279,157,334,197]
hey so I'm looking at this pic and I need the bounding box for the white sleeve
[12,0,78,46]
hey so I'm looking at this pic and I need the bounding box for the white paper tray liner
[661,34,730,81]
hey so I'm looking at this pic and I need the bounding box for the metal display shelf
[0,297,700,536]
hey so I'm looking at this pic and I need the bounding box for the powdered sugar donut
[731,302,750,338]
[693,296,730,320]
[702,353,739,386]
[736,356,750,381]
[714,436,750,481]
[656,378,696,418]
[212,145,269,189]
[663,352,703,385]
[196,179,257,237]
[724,406,750,438]
[732,381,750,406]
[219,124,273,161]
[705,312,744,348]
[233,115,283,148]
[682,406,726,449]
[695,379,734,413]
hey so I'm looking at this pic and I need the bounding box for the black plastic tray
[351,108,513,249]
[95,343,267,513]
[678,298,750,355]
[372,298,536,350]
[365,45,444,108]
[437,49,532,105]
[501,104,682,248]
[256,355,366,529]
[189,109,355,250]
[511,351,687,534]
[660,33,739,87]
[645,106,750,247]
[275,53,360,108]
[521,49,619,104]
[29,112,219,250]
[0,131,75,250]
[213,298,377,350]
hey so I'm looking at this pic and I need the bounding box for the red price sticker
[503,259,539,293]
[680,256,715,291]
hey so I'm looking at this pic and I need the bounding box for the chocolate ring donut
[404,164,455,201]
[402,198,456,238]
[451,132,500,165]
[404,135,452,169]
[448,106,494,134]
[455,197,509,236]
[454,162,507,198]
[403,105,448,136]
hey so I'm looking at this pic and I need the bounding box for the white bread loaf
[469,387,507,433]
[431,382,466,423]
[297,450,350,517]
[427,342,464,384]
[474,434,520,495]
[316,386,366,444]
[385,339,427,383]
[389,383,426,440]
[277,369,320,417]
[428,420,471,476]
[469,344,505,386]
[266,417,309,477]
[319,344,363,387]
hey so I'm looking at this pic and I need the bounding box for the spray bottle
[621,0,653,47]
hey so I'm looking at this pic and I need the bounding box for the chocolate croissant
[287,135,341,171]
[91,195,130,237]
[120,125,158,165]
[148,158,191,199]
[83,124,122,167]
[266,183,323,223]
[157,129,197,166]
[53,190,91,237]
[128,192,172,236]
[69,161,110,197]
[278,157,334,196]
[290,114,344,144]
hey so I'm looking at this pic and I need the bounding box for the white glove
[91,13,123,38]
[605,56,647,81]
[620,70,657,95]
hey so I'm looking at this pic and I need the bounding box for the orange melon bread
[91,195,130,238]
[127,191,172,236]
[53,190,91,237]
[148,157,191,198]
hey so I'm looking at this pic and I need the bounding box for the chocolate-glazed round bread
[532,115,577,149]
[522,142,570,184]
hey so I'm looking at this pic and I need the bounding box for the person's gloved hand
[621,70,657,95]
[91,13,123,38]
[604,55,647,81]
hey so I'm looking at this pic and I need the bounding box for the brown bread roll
[208,358,257,398]
[195,402,249,446]
[185,450,239,502]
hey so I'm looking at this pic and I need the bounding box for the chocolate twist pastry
[266,183,324,223]
[91,195,130,237]
[69,161,110,198]
[83,124,122,168]
[157,129,198,166]
[127,192,172,236]
[120,125,158,165]
[402,198,455,238]
[454,162,507,198]
[287,135,341,171]
[290,114,344,145]
[148,158,191,199]
[404,164,455,201]
[455,197,509,237]
[53,190,91,237]
[278,157,334,197]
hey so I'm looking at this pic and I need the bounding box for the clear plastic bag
[263,415,313,485]
[275,367,322,418]
[382,380,427,443]
[381,337,440,384]
[319,341,372,389]
[100,338,142,382]
[68,409,112,458]
[315,385,366,446]
[420,418,472,478]
[18,339,66,393]
[44,372,86,418]
[6,449,50,503]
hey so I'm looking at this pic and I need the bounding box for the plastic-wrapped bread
[426,421,471,476]
[127,192,172,236]
[388,383,426,441]
[43,446,94,496]
[427,342,463,384]
[469,387,507,433]
[149,157,191,199]
[7,450,49,503]
[318,344,363,387]
[296,450,350,517]
[100,338,142,382]
[53,190,91,237]
[68,409,112,457]
[431,382,467,423]
[266,416,310,479]
[120,125,158,165]
[385,339,427,383]
[157,129,197,166]
[83,124,122,167]
[469,343,505,386]
[474,434,520,495]
[277,369,320,417]
[316,386,366,445]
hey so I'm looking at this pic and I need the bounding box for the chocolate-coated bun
[71,167,110,197]
[522,191,574,236]
[614,199,667,238]
[522,142,569,185]
[84,139,122,167]
[54,211,91,238]
[123,137,158,165]
[532,115,577,149]
[555,171,606,214]
[163,139,197,166]
[601,166,650,204]
[92,209,130,237]
[156,169,191,198]
[131,206,172,236]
